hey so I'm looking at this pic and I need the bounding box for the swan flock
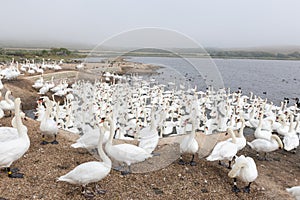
[0,60,299,198]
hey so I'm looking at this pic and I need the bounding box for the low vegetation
[0,48,85,63]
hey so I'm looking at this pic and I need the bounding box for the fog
[1,0,300,48]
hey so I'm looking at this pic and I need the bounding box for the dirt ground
[0,70,299,200]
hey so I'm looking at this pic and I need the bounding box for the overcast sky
[1,0,300,48]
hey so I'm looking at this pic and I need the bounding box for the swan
[0,90,15,116]
[76,63,84,70]
[0,74,4,90]
[227,118,246,151]
[58,125,111,195]
[138,106,159,154]
[206,128,238,169]
[71,120,109,150]
[178,118,199,166]
[0,98,30,178]
[32,76,44,89]
[39,97,59,145]
[0,93,4,119]
[247,134,283,160]
[254,114,272,140]
[228,155,258,193]
[0,113,27,143]
[276,114,291,136]
[286,186,300,200]
[283,115,299,152]
[105,115,152,175]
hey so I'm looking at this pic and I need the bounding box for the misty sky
[1,0,300,48]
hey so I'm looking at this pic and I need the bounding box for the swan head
[20,111,27,120]
[100,117,105,123]
[225,128,233,136]
[14,97,21,105]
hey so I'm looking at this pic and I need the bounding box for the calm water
[128,57,300,105]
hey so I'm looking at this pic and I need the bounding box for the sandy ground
[0,65,299,199]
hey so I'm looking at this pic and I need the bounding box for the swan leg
[190,154,197,166]
[2,167,19,173]
[228,156,237,169]
[113,165,124,171]
[228,160,232,169]
[151,152,160,156]
[232,178,240,193]
[40,135,49,145]
[81,185,94,198]
[7,167,24,178]
[178,156,185,165]
[258,152,271,161]
[243,182,251,193]
[51,134,59,144]
[121,165,131,175]
[95,184,106,195]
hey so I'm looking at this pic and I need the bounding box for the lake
[127,57,300,106]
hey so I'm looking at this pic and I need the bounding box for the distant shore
[2,47,300,63]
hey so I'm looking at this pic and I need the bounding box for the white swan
[58,125,111,195]
[0,74,4,90]
[178,118,199,166]
[206,128,238,169]
[32,76,44,89]
[138,106,159,154]
[0,108,27,142]
[39,97,59,145]
[283,115,299,152]
[0,90,15,116]
[0,98,30,178]
[254,114,272,140]
[71,121,109,150]
[105,115,152,175]
[286,186,300,200]
[227,118,246,151]
[228,155,258,193]
[247,134,283,160]
[276,115,290,136]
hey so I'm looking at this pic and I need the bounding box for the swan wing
[58,161,110,185]
[0,138,30,168]
[0,127,18,142]
[109,144,152,164]
[247,139,277,152]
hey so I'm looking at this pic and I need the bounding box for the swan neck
[150,108,156,130]
[238,119,245,137]
[288,115,294,132]
[97,128,111,165]
[191,120,196,137]
[229,129,237,143]
[258,115,263,128]
[15,99,25,137]
[271,135,283,148]
[107,118,115,145]
[5,91,10,102]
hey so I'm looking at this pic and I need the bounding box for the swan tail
[71,143,82,148]
[57,176,67,182]
[247,142,254,149]
[206,155,218,161]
